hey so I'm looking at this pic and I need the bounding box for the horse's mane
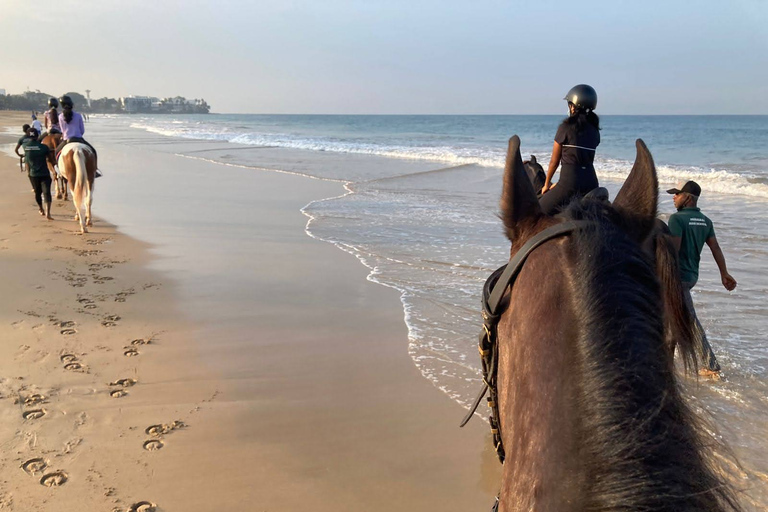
[561,197,741,511]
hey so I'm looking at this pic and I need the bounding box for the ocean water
[97,114,768,505]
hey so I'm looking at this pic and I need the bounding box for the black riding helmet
[48,97,59,108]
[564,84,597,111]
[59,95,74,108]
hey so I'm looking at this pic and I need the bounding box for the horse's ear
[500,136,542,240]
[613,139,658,242]
[529,155,537,164]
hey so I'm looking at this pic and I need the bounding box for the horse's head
[492,136,738,511]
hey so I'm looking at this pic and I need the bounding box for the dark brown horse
[41,132,67,200]
[490,136,740,511]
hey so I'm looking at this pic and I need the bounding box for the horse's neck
[496,243,585,511]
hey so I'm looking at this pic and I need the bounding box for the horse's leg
[70,187,85,233]
[47,159,61,200]
[85,176,93,227]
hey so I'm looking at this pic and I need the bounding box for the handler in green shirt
[667,180,736,376]
[23,128,54,220]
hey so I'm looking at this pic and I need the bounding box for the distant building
[0,89,6,96]
[120,94,209,114]
[120,95,159,113]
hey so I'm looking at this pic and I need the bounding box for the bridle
[460,220,591,464]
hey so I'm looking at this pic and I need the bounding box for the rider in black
[539,84,601,215]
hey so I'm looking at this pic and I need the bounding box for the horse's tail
[73,146,89,205]
[655,229,699,374]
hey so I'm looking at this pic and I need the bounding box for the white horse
[57,144,96,233]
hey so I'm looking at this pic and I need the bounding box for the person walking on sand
[667,180,736,376]
[14,124,34,185]
[539,84,601,214]
[23,128,54,220]
[14,124,32,161]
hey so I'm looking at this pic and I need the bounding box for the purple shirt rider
[58,111,85,140]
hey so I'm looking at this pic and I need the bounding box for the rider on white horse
[55,95,99,173]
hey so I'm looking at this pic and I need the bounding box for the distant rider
[30,114,43,135]
[42,97,62,138]
[56,95,99,172]
[23,128,54,220]
[539,84,601,215]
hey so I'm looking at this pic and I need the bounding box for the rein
[460,220,591,464]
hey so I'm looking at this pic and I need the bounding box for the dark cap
[666,180,701,198]
[27,127,39,137]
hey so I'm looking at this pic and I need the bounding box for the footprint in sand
[142,439,164,451]
[110,389,128,398]
[129,501,157,512]
[40,471,68,487]
[104,315,121,322]
[60,354,78,363]
[64,362,84,372]
[102,321,118,328]
[145,420,186,437]
[24,394,47,406]
[109,378,137,388]
[123,348,139,357]
[84,304,98,310]
[60,328,77,336]
[23,409,46,420]
[131,338,151,346]
[59,320,75,328]
[21,458,48,476]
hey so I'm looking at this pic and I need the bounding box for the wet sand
[0,112,500,511]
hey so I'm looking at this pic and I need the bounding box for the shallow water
[93,114,768,508]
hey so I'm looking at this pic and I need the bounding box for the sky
[1,0,767,115]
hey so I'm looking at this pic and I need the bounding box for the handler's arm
[705,236,736,291]
[14,143,23,158]
[542,141,562,194]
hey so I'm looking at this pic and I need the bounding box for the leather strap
[460,220,591,429]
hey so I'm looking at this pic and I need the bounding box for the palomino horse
[41,133,67,200]
[484,136,740,511]
[58,143,96,233]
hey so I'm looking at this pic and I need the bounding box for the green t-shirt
[23,141,51,178]
[668,207,715,283]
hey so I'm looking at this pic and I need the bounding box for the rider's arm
[542,141,562,193]
[78,113,85,135]
[705,236,736,291]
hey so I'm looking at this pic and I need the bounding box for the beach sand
[0,112,500,511]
